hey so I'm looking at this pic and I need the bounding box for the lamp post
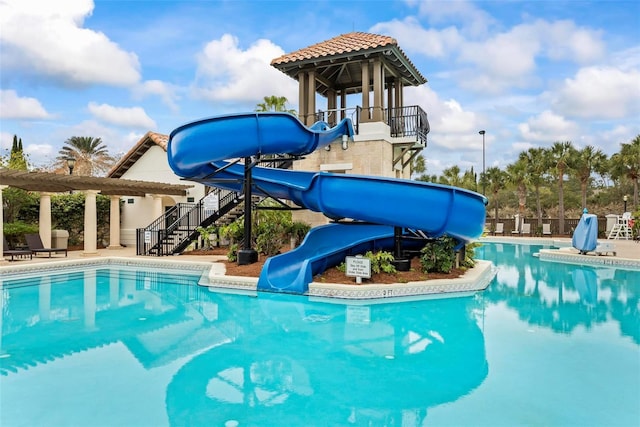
[66,157,76,175]
[624,195,628,212]
[479,130,486,195]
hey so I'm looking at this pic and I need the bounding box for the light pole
[479,130,486,195]
[66,157,76,175]
[624,195,628,212]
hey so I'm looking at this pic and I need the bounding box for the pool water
[1,244,638,426]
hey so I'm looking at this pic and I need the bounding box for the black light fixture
[66,157,76,175]
[479,130,486,195]
[624,195,628,212]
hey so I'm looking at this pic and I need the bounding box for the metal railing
[308,104,429,145]
[136,188,240,256]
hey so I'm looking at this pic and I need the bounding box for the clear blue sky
[1,0,639,176]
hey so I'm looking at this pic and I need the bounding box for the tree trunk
[558,168,565,234]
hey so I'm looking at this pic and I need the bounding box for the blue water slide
[168,112,488,293]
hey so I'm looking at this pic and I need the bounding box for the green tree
[572,145,607,210]
[255,96,296,114]
[9,134,28,170]
[506,158,528,232]
[521,147,549,226]
[610,135,640,209]
[56,136,115,177]
[485,166,508,223]
[548,141,576,234]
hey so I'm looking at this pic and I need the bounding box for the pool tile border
[538,249,640,269]
[202,260,496,301]
[2,256,496,301]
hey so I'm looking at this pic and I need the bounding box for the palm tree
[439,166,462,187]
[56,136,115,176]
[506,158,529,233]
[521,147,549,226]
[255,96,296,114]
[572,145,607,210]
[610,135,640,209]
[485,166,508,225]
[548,141,576,235]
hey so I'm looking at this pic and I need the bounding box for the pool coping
[1,255,496,302]
[537,248,640,269]
[202,259,496,301]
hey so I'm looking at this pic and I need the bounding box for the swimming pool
[1,244,638,426]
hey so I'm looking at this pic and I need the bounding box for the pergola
[0,168,192,257]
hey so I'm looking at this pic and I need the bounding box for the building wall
[292,124,415,227]
[118,145,206,245]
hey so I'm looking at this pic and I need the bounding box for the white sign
[144,231,151,244]
[345,256,371,278]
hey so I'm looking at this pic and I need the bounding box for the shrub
[420,237,456,274]
[364,250,396,274]
[3,221,38,247]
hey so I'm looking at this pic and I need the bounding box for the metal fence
[486,217,609,237]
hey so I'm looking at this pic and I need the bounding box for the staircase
[136,188,244,256]
[136,155,293,256]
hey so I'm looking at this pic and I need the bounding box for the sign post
[345,255,371,284]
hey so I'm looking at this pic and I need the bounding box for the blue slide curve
[168,112,488,294]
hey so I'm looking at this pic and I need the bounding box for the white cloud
[193,34,297,103]
[133,80,180,111]
[0,0,140,86]
[0,90,51,119]
[88,102,157,129]
[518,110,580,143]
[370,17,463,58]
[551,66,640,119]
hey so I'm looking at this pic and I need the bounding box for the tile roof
[271,32,426,90]
[271,32,397,65]
[108,131,168,178]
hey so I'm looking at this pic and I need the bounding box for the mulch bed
[183,247,465,284]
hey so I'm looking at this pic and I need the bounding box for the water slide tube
[168,112,488,293]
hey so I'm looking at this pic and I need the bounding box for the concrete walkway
[2,237,638,268]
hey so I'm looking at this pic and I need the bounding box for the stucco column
[0,185,7,264]
[306,70,316,126]
[327,89,337,126]
[108,195,122,249]
[360,61,370,122]
[39,192,53,247]
[82,190,100,256]
[298,71,307,124]
[340,90,347,120]
[372,59,384,121]
[152,194,163,219]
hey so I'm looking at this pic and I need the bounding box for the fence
[486,217,608,237]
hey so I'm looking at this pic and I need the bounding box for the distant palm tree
[255,96,296,114]
[506,158,529,232]
[548,141,576,234]
[610,135,640,209]
[485,166,507,223]
[572,145,607,210]
[57,136,115,176]
[521,147,549,226]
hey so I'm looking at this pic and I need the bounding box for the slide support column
[392,226,411,271]
[238,157,258,265]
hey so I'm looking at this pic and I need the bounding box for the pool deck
[2,237,637,299]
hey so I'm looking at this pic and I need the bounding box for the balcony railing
[309,104,429,146]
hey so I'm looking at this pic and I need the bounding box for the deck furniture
[494,223,504,235]
[3,236,33,261]
[607,212,633,240]
[542,223,552,236]
[25,233,68,258]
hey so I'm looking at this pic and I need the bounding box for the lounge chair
[25,233,68,258]
[3,235,33,261]
[521,223,531,236]
[494,223,504,235]
[542,223,552,236]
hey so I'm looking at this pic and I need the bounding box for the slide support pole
[238,156,258,265]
